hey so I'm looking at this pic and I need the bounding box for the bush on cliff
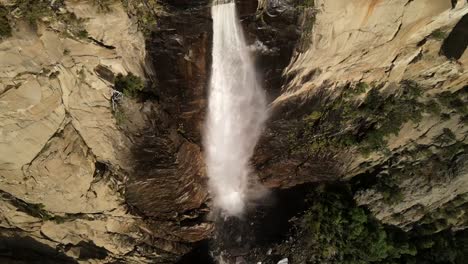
[299,185,416,263]
[0,5,11,38]
[14,0,53,26]
[114,72,145,98]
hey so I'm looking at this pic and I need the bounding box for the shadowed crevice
[440,14,468,60]
[0,235,77,264]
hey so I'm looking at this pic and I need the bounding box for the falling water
[205,0,267,216]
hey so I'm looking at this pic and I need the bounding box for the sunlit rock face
[0,1,152,260]
[0,0,213,262]
[253,0,468,229]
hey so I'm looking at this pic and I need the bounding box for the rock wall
[0,0,212,262]
[256,0,468,230]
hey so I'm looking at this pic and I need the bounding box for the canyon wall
[0,0,466,263]
[0,0,211,262]
[257,0,468,231]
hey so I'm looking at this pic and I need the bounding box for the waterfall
[205,0,267,216]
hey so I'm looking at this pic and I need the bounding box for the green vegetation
[113,107,126,125]
[92,0,115,13]
[298,185,416,263]
[461,114,468,124]
[77,29,89,39]
[114,72,145,97]
[354,82,369,94]
[357,81,424,154]
[434,89,468,125]
[287,80,433,157]
[14,0,53,26]
[0,5,12,38]
[111,72,144,126]
[304,111,322,123]
[407,193,468,263]
[298,0,315,9]
[121,0,160,37]
[424,99,442,115]
[437,90,468,116]
[415,194,468,235]
[405,229,468,264]
[7,0,160,39]
[27,203,66,223]
[77,68,86,81]
[375,174,404,204]
[28,203,49,218]
[429,29,447,40]
[361,139,466,206]
[177,123,186,135]
[9,0,90,40]
[290,184,468,264]
[55,11,89,40]
[434,128,456,145]
[296,1,316,51]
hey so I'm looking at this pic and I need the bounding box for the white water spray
[205,1,267,216]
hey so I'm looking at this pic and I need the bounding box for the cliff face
[258,0,468,231]
[0,0,467,263]
[0,0,211,262]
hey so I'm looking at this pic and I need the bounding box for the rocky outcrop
[0,0,212,262]
[255,0,468,230]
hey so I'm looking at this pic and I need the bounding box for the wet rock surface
[239,0,302,100]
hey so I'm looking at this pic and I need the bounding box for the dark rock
[240,0,302,100]
[124,0,214,254]
[148,0,211,144]
[0,230,77,264]
[67,241,108,261]
[441,14,468,60]
[254,88,343,188]
[94,64,115,83]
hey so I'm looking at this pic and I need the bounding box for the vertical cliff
[0,0,212,262]
[247,0,468,263]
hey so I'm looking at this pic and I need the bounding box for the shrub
[375,174,404,204]
[292,184,468,264]
[294,80,448,157]
[405,229,468,264]
[299,185,416,263]
[355,82,369,94]
[424,99,442,115]
[303,111,322,123]
[441,113,451,121]
[77,29,89,39]
[92,0,115,13]
[0,5,11,38]
[434,128,456,145]
[358,81,425,154]
[429,29,447,40]
[113,107,126,125]
[114,72,145,97]
[121,0,161,37]
[14,0,53,26]
[437,91,468,116]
